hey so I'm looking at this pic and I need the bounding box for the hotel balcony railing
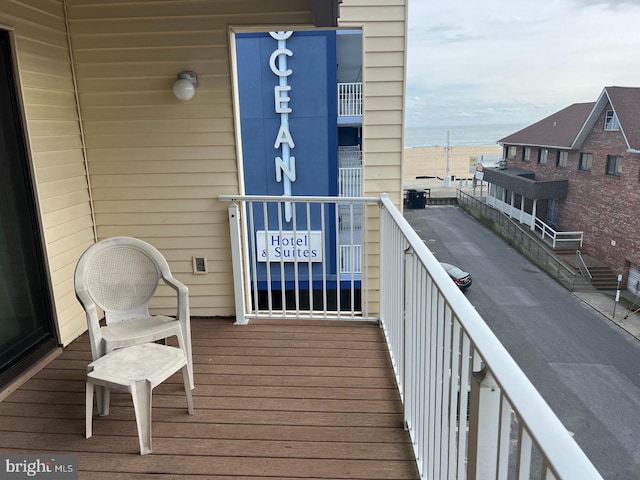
[338,82,362,117]
[338,146,362,169]
[219,193,603,480]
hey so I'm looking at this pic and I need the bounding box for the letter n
[275,156,296,182]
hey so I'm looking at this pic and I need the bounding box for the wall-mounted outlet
[192,256,208,274]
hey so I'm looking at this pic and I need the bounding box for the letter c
[270,48,293,77]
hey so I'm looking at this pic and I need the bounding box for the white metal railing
[488,192,583,248]
[338,162,363,273]
[220,193,603,479]
[339,244,361,274]
[338,146,362,168]
[220,194,377,323]
[378,194,602,480]
[535,217,583,248]
[338,82,362,117]
[576,250,593,281]
[339,167,362,197]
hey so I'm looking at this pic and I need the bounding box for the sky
[405,0,640,128]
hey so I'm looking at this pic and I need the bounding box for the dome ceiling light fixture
[173,71,198,101]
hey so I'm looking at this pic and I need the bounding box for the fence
[337,82,362,117]
[378,194,602,479]
[220,194,376,322]
[220,193,603,479]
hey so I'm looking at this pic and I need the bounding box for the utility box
[405,189,426,209]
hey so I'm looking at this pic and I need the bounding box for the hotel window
[557,151,568,167]
[606,155,623,176]
[538,148,548,164]
[523,147,531,162]
[579,153,592,172]
[506,145,516,159]
[604,110,620,131]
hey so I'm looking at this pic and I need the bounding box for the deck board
[0,318,419,479]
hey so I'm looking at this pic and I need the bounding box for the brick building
[482,86,640,294]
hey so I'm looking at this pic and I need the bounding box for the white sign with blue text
[256,230,323,262]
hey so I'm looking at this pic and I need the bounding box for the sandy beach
[403,145,502,182]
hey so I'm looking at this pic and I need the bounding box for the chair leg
[181,365,194,415]
[97,386,111,416]
[130,380,153,455]
[176,330,194,390]
[86,381,94,439]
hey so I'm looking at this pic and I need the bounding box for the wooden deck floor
[0,318,419,479]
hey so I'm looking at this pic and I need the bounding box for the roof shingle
[499,102,594,149]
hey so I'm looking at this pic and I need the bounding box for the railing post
[467,366,502,480]
[228,203,248,325]
[402,245,413,431]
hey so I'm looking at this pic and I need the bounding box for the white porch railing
[220,195,376,323]
[534,217,584,248]
[339,167,362,197]
[338,145,362,168]
[378,194,601,479]
[220,193,603,480]
[338,82,362,117]
[488,194,583,248]
[339,244,361,274]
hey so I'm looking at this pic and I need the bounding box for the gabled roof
[603,86,640,151]
[499,103,594,149]
[500,86,640,152]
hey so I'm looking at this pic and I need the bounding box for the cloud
[406,0,640,127]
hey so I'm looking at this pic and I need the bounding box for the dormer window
[604,110,620,131]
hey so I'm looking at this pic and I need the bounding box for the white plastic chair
[74,236,194,408]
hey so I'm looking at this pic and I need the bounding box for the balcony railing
[487,190,583,248]
[220,193,603,480]
[221,194,375,322]
[338,145,362,168]
[338,82,362,117]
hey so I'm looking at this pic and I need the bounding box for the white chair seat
[101,315,182,347]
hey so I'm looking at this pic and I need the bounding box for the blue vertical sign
[236,31,338,289]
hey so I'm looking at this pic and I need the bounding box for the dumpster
[405,189,426,209]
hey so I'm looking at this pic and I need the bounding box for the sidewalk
[403,177,640,342]
[573,290,640,341]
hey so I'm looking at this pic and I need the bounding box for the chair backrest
[75,237,172,324]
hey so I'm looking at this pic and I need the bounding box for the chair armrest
[85,304,105,360]
[162,275,190,322]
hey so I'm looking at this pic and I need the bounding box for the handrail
[534,217,583,248]
[379,193,602,479]
[337,82,362,117]
[576,250,593,281]
[219,194,379,323]
[221,192,603,479]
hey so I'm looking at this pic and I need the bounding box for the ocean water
[405,123,527,148]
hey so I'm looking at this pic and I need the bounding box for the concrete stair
[589,265,619,290]
[555,250,618,291]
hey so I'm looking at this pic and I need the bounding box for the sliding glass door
[0,31,57,388]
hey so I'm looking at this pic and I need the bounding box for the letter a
[274,124,295,149]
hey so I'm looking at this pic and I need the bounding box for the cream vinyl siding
[340,0,408,314]
[0,1,94,346]
[340,0,406,204]
[1,0,404,336]
[65,1,316,317]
